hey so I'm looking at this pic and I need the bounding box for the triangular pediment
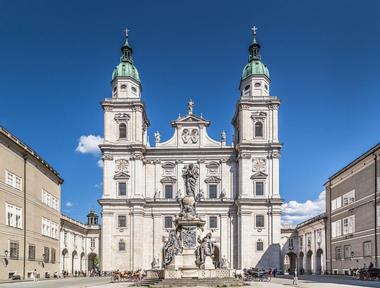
[114,171,130,180]
[250,172,268,179]
[204,176,222,183]
[160,176,177,183]
[171,113,210,127]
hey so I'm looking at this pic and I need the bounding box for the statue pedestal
[204,257,214,270]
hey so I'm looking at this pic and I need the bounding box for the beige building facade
[60,212,101,276]
[281,214,326,275]
[0,126,63,280]
[325,143,380,275]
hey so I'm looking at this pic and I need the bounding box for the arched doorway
[88,253,97,273]
[62,248,68,273]
[80,252,85,272]
[72,251,78,275]
[284,252,297,274]
[298,252,304,274]
[316,249,323,274]
[306,250,313,274]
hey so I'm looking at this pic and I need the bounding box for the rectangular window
[164,185,173,199]
[51,248,56,263]
[5,203,22,229]
[257,241,264,251]
[344,245,351,259]
[255,182,264,196]
[208,184,217,199]
[164,216,173,229]
[119,240,126,251]
[343,190,355,206]
[9,241,19,260]
[5,171,22,190]
[209,216,218,229]
[43,247,49,263]
[90,238,95,248]
[256,215,265,228]
[288,238,294,249]
[332,220,342,238]
[118,182,127,196]
[28,245,35,260]
[118,215,127,228]
[335,246,342,260]
[331,196,342,211]
[343,215,355,235]
[364,241,372,257]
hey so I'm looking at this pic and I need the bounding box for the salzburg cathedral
[98,28,283,273]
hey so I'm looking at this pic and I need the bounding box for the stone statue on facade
[195,232,215,268]
[153,189,160,201]
[220,255,229,269]
[178,164,199,218]
[152,255,160,269]
[163,230,182,268]
[154,131,161,143]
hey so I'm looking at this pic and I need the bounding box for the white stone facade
[60,214,101,275]
[99,31,283,272]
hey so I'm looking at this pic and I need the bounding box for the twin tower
[98,28,283,272]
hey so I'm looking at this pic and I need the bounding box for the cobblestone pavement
[0,277,111,288]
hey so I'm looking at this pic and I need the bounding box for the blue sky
[1,0,380,223]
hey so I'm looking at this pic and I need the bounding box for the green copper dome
[241,27,270,80]
[242,60,269,80]
[112,30,141,83]
[112,61,140,81]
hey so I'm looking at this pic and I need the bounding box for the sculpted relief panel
[182,128,199,144]
[253,158,266,172]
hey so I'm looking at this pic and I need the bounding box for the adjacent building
[281,214,326,275]
[0,126,63,280]
[325,143,380,275]
[60,211,101,275]
[99,28,283,272]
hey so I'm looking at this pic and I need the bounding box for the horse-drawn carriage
[234,268,271,282]
[354,268,380,281]
[111,269,145,282]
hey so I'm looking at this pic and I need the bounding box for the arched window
[254,121,263,138]
[119,123,127,139]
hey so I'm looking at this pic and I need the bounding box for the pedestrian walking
[292,269,298,286]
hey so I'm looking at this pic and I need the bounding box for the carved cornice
[103,153,113,160]
[114,113,130,124]
[239,153,251,160]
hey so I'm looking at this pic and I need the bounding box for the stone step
[153,278,245,287]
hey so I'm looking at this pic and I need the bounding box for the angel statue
[163,230,182,268]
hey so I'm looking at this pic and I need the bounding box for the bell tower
[232,27,283,269]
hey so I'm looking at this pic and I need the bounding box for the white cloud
[97,159,103,168]
[65,201,73,208]
[281,191,325,226]
[76,135,103,155]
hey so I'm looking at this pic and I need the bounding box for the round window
[254,82,261,87]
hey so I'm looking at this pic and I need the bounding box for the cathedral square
[0,1,379,287]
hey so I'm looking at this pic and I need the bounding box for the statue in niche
[163,230,182,268]
[195,232,215,268]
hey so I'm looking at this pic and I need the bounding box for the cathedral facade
[99,28,283,272]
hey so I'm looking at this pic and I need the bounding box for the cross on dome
[125,27,129,38]
[251,26,258,36]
